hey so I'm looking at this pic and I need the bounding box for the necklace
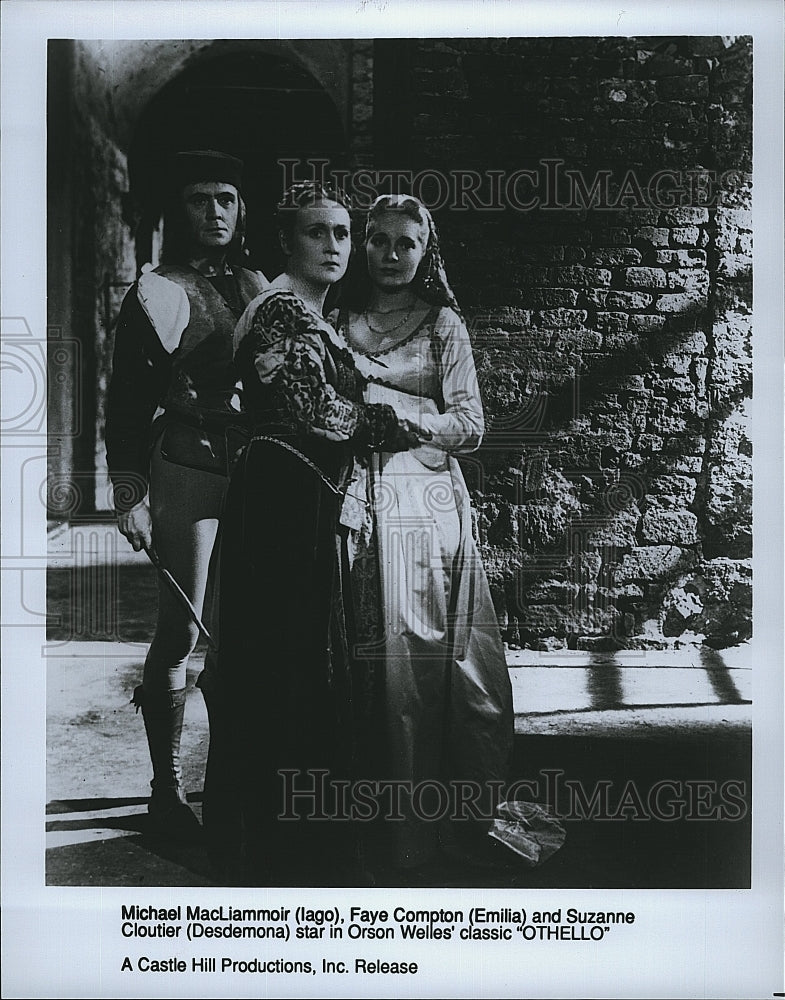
[363,306,412,337]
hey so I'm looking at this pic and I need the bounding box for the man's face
[182,182,239,250]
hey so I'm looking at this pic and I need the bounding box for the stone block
[704,457,752,556]
[654,249,706,266]
[599,78,657,102]
[656,456,704,474]
[551,265,612,287]
[535,308,588,327]
[661,558,751,645]
[641,509,698,545]
[606,290,653,310]
[468,307,533,331]
[714,280,752,314]
[516,605,577,637]
[629,314,666,333]
[646,474,697,507]
[522,288,579,309]
[663,434,706,455]
[575,635,627,651]
[717,252,752,279]
[616,545,697,582]
[514,245,567,264]
[584,288,608,308]
[655,291,708,314]
[716,206,753,230]
[595,311,629,333]
[586,507,641,548]
[604,330,643,351]
[636,433,664,451]
[648,411,689,435]
[716,173,752,209]
[589,248,643,266]
[658,376,696,397]
[658,352,691,376]
[713,313,751,357]
[607,581,646,601]
[625,266,667,289]
[522,580,581,604]
[709,354,752,397]
[713,224,737,253]
[680,329,710,354]
[637,226,670,247]
[623,636,677,650]
[614,207,662,226]
[552,327,603,351]
[670,226,701,246]
[666,269,710,293]
[662,206,710,226]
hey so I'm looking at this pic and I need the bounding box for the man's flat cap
[173,150,243,191]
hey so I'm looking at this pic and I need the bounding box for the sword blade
[143,545,217,651]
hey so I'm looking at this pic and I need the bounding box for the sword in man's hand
[142,543,218,652]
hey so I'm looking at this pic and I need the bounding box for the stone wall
[399,36,752,650]
[48,41,137,516]
[49,35,753,651]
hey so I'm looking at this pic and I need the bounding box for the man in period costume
[106,149,267,837]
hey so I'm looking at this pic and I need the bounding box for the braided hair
[274,180,353,244]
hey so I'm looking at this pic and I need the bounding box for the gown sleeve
[105,287,172,511]
[415,307,486,453]
[238,291,413,451]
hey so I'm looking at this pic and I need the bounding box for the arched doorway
[47,38,356,517]
[127,46,349,276]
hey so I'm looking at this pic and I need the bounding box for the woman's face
[283,202,352,287]
[366,214,427,293]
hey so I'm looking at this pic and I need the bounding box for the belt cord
[250,434,370,507]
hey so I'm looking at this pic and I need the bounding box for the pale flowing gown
[337,305,514,868]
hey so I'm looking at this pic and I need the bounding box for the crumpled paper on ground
[488,801,566,867]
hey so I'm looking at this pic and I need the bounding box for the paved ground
[44,523,753,889]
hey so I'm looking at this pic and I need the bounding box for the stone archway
[127,42,351,275]
[48,39,355,515]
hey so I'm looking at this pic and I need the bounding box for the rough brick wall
[401,36,752,650]
[51,36,753,651]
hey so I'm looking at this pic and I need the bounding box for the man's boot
[132,685,201,840]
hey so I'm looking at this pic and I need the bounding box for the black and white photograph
[2,1,783,997]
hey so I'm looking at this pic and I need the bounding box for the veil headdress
[365,195,461,315]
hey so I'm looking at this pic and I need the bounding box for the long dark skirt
[201,435,357,883]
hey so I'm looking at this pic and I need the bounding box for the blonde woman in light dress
[334,194,515,870]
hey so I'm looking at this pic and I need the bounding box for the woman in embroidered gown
[200,183,422,882]
[334,194,514,870]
